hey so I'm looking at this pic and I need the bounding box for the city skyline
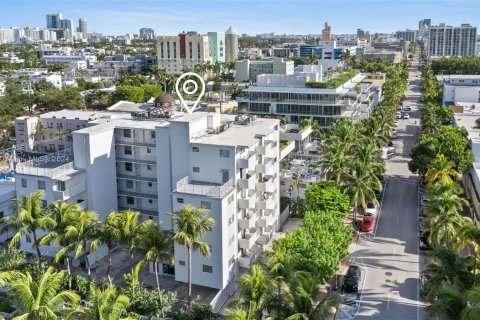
[0,0,479,36]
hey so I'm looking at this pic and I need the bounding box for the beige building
[235,58,294,82]
[14,110,130,153]
[322,22,331,41]
[156,32,211,75]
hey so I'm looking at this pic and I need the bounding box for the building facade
[396,29,417,42]
[427,23,477,59]
[235,57,294,82]
[156,32,210,74]
[322,22,331,41]
[207,32,226,63]
[140,28,155,40]
[77,18,88,39]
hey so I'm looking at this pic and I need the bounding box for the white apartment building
[427,23,477,59]
[235,58,294,82]
[437,75,480,106]
[156,32,211,75]
[68,112,281,309]
[6,69,62,89]
[14,110,131,153]
[0,180,16,243]
[240,72,384,125]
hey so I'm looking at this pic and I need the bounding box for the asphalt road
[352,55,429,320]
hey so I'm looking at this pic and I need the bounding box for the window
[200,201,211,210]
[123,129,132,138]
[21,178,27,188]
[179,260,186,266]
[41,200,47,207]
[147,165,152,171]
[148,182,153,187]
[148,199,153,204]
[126,197,135,205]
[38,180,46,190]
[26,234,32,243]
[58,145,64,150]
[147,147,151,154]
[55,180,65,191]
[193,167,200,173]
[280,181,285,186]
[177,198,184,203]
[202,265,213,273]
[126,180,134,188]
[0,211,3,220]
[227,194,234,204]
[57,123,63,129]
[124,146,132,155]
[125,162,133,172]
[192,146,199,152]
[151,131,156,139]
[219,149,230,157]
[18,123,24,131]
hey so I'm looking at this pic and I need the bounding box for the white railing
[176,176,234,198]
[16,161,75,178]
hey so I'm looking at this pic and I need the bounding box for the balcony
[238,229,260,250]
[256,199,275,211]
[255,143,273,156]
[53,181,87,201]
[237,174,256,189]
[238,211,257,230]
[256,226,274,245]
[238,245,261,268]
[257,175,275,193]
[238,198,255,210]
[237,153,256,170]
[115,135,156,147]
[175,176,234,198]
[256,162,274,175]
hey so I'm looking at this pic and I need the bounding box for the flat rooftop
[437,75,480,82]
[190,115,277,148]
[453,113,480,141]
[108,100,153,112]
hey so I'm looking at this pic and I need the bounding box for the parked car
[420,274,431,299]
[404,107,412,112]
[419,235,433,251]
[343,265,361,293]
[393,120,399,127]
[403,113,410,119]
[360,216,375,232]
[396,112,402,119]
[364,201,377,217]
[388,140,393,147]
[391,132,398,139]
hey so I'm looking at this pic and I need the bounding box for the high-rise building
[156,31,211,74]
[322,22,331,41]
[427,23,477,59]
[207,32,226,63]
[357,28,365,39]
[77,18,88,39]
[46,13,63,29]
[60,19,74,32]
[139,28,155,40]
[419,19,432,30]
[225,26,239,62]
[396,29,418,42]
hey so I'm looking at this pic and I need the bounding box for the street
[349,55,429,320]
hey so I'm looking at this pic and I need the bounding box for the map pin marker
[175,72,205,114]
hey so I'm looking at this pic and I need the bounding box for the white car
[396,112,402,119]
[391,132,398,139]
[393,120,399,127]
[364,201,377,217]
[403,113,410,119]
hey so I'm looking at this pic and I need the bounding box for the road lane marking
[372,179,388,238]
[396,216,399,225]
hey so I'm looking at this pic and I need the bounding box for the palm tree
[69,284,135,320]
[170,204,215,307]
[341,159,382,227]
[427,286,467,320]
[291,172,301,214]
[62,210,101,279]
[226,304,257,320]
[339,49,352,67]
[134,222,174,317]
[461,285,480,319]
[95,212,121,285]
[284,273,342,320]
[319,140,348,185]
[229,264,275,319]
[39,201,81,289]
[423,249,474,300]
[0,191,52,267]
[454,219,480,283]
[425,154,460,185]
[114,209,146,295]
[0,267,80,320]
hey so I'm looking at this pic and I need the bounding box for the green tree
[425,154,460,185]
[274,210,351,283]
[304,181,350,218]
[0,191,52,267]
[0,267,80,320]
[70,284,136,320]
[134,222,174,317]
[140,83,162,102]
[454,219,480,283]
[113,85,145,103]
[170,204,215,307]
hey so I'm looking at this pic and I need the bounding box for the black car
[419,236,433,251]
[342,265,361,293]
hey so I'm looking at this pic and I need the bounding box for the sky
[0,0,479,36]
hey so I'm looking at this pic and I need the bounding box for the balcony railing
[175,176,234,198]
